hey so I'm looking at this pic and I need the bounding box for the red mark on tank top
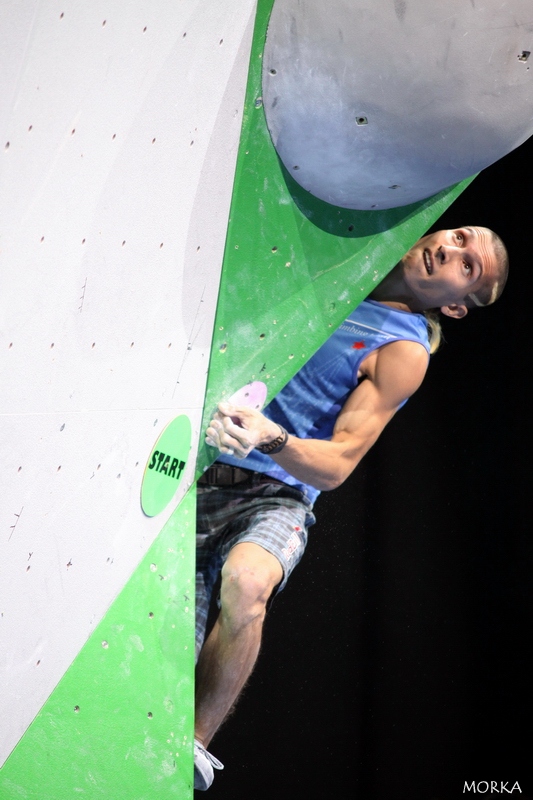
[352,341,365,349]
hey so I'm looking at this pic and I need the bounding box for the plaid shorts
[195,479,316,660]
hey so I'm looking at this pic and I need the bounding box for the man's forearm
[270,431,373,490]
[270,436,349,491]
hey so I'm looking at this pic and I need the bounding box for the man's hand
[205,402,281,459]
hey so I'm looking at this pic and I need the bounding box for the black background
[197,138,533,799]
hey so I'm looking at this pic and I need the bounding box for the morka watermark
[463,782,522,794]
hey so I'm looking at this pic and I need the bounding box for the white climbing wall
[0,0,256,765]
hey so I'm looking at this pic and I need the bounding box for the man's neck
[368,262,418,313]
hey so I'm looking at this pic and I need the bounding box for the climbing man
[193,226,508,789]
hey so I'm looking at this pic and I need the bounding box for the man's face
[401,227,500,316]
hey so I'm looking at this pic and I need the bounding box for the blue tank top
[218,300,430,504]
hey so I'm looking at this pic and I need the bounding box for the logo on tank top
[352,341,366,349]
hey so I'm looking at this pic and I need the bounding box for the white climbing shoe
[194,738,224,791]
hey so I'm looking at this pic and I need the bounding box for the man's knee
[219,543,283,631]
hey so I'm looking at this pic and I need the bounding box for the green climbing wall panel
[0,488,196,799]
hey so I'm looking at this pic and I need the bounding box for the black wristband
[255,425,289,455]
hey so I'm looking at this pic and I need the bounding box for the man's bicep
[371,340,429,407]
[333,341,429,440]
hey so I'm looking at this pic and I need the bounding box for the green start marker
[141,415,192,516]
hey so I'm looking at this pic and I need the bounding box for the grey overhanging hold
[262,0,533,209]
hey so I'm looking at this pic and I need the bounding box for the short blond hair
[466,230,509,308]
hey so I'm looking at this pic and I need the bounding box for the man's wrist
[255,424,289,455]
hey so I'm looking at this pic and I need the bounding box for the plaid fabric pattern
[195,480,315,660]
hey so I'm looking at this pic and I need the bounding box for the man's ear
[440,303,468,319]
